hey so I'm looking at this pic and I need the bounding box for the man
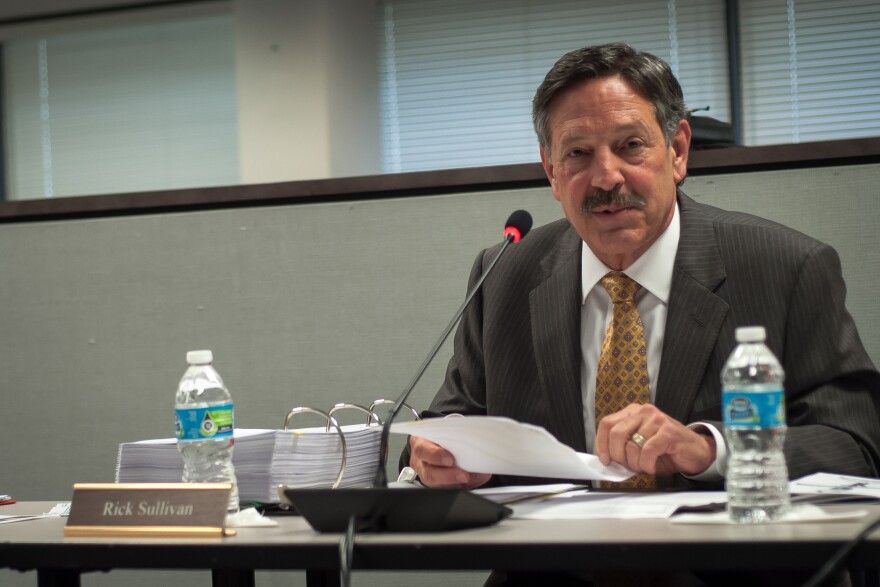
[403,42,879,587]
[407,43,880,497]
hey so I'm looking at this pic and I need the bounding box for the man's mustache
[581,187,647,212]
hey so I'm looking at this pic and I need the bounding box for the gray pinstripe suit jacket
[426,193,880,488]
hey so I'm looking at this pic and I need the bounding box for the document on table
[480,487,729,520]
[473,484,872,522]
[390,416,633,482]
[790,473,880,499]
[0,502,70,524]
[671,504,869,525]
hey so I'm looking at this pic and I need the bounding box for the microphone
[372,209,533,488]
[502,209,533,244]
[279,210,533,532]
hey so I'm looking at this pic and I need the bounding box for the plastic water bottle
[722,326,790,523]
[174,350,239,512]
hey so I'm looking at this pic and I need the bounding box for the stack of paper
[116,426,382,504]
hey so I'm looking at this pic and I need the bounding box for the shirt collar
[581,201,680,304]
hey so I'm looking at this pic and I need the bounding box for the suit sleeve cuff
[682,422,728,482]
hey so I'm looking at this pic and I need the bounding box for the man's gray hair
[533,43,687,154]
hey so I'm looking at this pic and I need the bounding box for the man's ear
[671,119,691,184]
[540,146,562,202]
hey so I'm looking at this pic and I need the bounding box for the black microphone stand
[373,230,520,488]
[278,212,531,534]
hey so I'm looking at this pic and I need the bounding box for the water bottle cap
[735,326,766,343]
[186,350,213,365]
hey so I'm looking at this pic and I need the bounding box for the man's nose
[591,150,625,192]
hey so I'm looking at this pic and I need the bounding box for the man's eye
[625,140,643,150]
[568,149,585,158]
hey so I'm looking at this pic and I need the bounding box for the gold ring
[631,432,647,448]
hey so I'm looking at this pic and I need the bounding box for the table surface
[3,501,880,574]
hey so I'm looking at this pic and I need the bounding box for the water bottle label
[175,403,234,441]
[722,389,785,428]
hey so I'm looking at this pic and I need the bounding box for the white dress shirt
[579,203,726,481]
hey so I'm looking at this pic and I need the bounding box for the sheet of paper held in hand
[390,416,632,482]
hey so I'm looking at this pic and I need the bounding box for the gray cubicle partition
[1,162,878,587]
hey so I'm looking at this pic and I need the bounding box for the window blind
[740,0,880,145]
[379,0,730,173]
[3,11,238,199]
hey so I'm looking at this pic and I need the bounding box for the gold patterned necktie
[595,271,656,489]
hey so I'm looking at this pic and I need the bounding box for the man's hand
[408,435,492,489]
[595,404,716,476]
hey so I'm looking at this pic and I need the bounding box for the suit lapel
[655,194,729,421]
[529,226,587,451]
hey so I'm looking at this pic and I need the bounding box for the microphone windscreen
[503,210,533,243]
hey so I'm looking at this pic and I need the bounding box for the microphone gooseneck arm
[372,229,525,488]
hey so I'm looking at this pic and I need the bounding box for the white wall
[233,0,381,183]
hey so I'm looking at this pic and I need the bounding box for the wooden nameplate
[64,483,235,537]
